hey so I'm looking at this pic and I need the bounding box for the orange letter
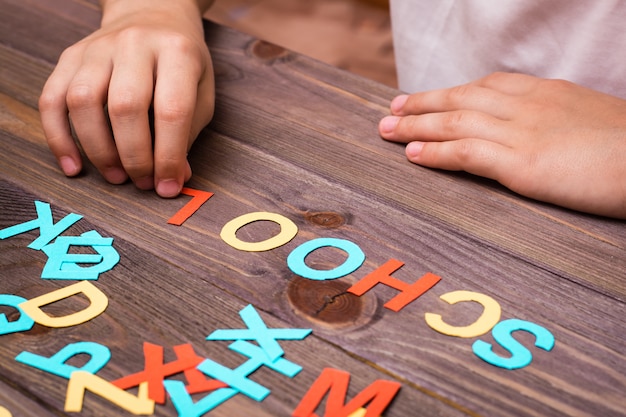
[292,368,400,417]
[348,260,440,312]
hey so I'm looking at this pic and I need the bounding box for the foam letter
[15,341,111,379]
[18,281,108,327]
[164,381,238,417]
[112,342,225,404]
[0,294,34,335]
[40,230,119,280]
[207,304,311,361]
[472,318,555,370]
[220,212,298,252]
[287,238,365,281]
[168,188,214,226]
[292,368,401,417]
[166,340,303,415]
[65,371,154,414]
[200,340,302,401]
[0,201,82,250]
[425,291,501,337]
[348,259,440,312]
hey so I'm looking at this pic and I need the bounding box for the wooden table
[1,1,625,416]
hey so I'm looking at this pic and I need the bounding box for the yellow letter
[425,290,501,337]
[65,371,154,414]
[19,281,108,328]
[220,212,298,252]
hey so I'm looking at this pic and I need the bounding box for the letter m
[292,368,401,417]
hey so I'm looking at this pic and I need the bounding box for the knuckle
[441,111,469,134]
[543,78,573,92]
[121,157,152,175]
[115,26,148,45]
[155,102,193,124]
[454,140,475,164]
[107,94,149,119]
[38,89,64,112]
[484,71,508,83]
[165,32,199,55]
[66,83,101,109]
[445,84,473,106]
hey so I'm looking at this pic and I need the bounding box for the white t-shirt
[390,0,626,98]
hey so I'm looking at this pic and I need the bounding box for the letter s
[472,318,555,370]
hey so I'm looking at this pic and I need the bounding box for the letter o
[220,212,298,252]
[287,238,365,280]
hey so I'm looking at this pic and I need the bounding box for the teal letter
[287,238,365,280]
[16,341,111,378]
[472,319,555,370]
[41,230,120,280]
[0,294,34,335]
[0,201,82,250]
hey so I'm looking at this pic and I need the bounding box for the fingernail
[59,156,80,176]
[379,116,400,134]
[406,141,424,159]
[104,167,128,184]
[390,94,409,114]
[135,176,154,190]
[157,179,181,198]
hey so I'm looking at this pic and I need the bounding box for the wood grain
[0,0,624,416]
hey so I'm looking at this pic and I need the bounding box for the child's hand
[379,72,626,219]
[39,0,215,197]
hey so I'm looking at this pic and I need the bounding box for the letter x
[206,304,311,361]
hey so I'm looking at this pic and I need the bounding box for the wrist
[99,0,213,29]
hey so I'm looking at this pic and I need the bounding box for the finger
[39,51,84,177]
[181,75,215,184]
[153,48,203,198]
[66,62,128,184]
[470,72,543,96]
[188,68,215,145]
[404,139,515,184]
[107,49,155,190]
[390,84,516,120]
[379,110,508,144]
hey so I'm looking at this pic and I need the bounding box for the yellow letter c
[425,290,501,338]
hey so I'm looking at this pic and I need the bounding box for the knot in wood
[304,211,346,228]
[250,40,290,61]
[287,277,376,329]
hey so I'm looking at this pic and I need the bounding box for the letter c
[425,290,501,337]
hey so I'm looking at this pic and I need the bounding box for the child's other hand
[39,0,215,197]
[379,72,626,219]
